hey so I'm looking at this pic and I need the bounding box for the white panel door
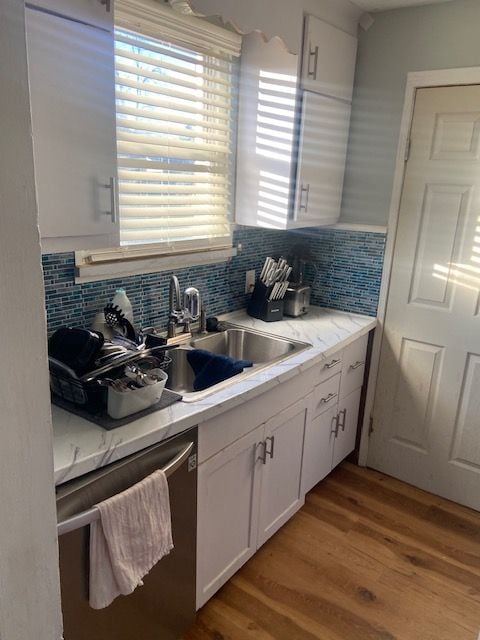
[257,400,307,548]
[369,85,480,510]
[196,425,263,609]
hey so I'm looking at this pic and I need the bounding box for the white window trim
[77,0,241,280]
[75,243,238,283]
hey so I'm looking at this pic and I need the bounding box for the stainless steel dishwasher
[56,427,197,640]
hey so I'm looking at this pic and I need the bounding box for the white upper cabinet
[301,15,358,102]
[294,92,351,226]
[26,3,119,253]
[235,33,299,229]
[235,14,358,230]
[27,0,113,30]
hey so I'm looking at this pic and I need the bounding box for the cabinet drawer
[310,373,341,419]
[340,335,368,399]
[312,351,343,387]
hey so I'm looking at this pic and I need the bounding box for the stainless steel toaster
[284,284,311,317]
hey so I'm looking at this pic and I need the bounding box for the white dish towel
[89,469,173,609]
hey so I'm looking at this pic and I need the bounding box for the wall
[191,0,363,52]
[341,0,480,226]
[43,227,385,334]
[0,1,62,638]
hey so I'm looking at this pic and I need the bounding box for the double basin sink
[164,324,311,402]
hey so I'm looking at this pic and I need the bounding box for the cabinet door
[235,31,299,229]
[257,400,307,548]
[301,402,337,495]
[293,92,351,227]
[332,388,361,468]
[301,15,357,102]
[28,0,112,31]
[196,425,263,609]
[26,8,119,252]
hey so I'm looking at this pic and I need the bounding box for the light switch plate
[245,270,256,294]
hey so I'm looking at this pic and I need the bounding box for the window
[114,0,241,253]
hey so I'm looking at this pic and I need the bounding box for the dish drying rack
[49,346,171,414]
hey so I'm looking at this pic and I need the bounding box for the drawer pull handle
[104,176,118,223]
[299,183,310,212]
[256,441,267,465]
[307,44,319,79]
[320,392,337,405]
[324,359,341,370]
[331,415,339,438]
[338,409,347,431]
[349,361,365,370]
[265,436,275,460]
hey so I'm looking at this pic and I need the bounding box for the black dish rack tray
[49,347,172,415]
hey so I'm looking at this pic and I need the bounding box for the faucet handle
[184,287,200,320]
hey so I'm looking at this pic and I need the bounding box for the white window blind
[114,0,241,251]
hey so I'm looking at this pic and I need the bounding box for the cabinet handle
[338,409,347,432]
[265,436,275,460]
[349,361,365,370]
[104,176,118,224]
[256,441,267,465]
[299,184,310,212]
[307,44,319,79]
[319,392,337,405]
[99,0,112,12]
[324,358,341,370]
[331,415,339,438]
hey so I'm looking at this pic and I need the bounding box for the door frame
[358,66,480,466]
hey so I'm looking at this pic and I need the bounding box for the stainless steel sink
[164,325,311,402]
[191,328,297,363]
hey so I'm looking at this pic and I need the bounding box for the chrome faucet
[167,275,200,340]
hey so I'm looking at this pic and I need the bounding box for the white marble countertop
[52,306,376,485]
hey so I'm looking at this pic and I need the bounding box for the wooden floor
[184,462,480,640]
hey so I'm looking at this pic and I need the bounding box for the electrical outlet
[245,270,256,294]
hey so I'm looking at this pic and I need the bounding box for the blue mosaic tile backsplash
[291,228,387,317]
[43,227,291,334]
[42,226,386,334]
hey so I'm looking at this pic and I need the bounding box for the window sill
[75,245,237,283]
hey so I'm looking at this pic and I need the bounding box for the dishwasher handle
[57,441,194,536]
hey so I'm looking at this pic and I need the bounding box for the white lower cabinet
[196,425,263,608]
[301,404,338,495]
[196,397,308,609]
[332,388,362,469]
[196,333,370,610]
[301,337,368,494]
[256,401,307,548]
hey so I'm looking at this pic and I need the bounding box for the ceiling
[351,0,453,11]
